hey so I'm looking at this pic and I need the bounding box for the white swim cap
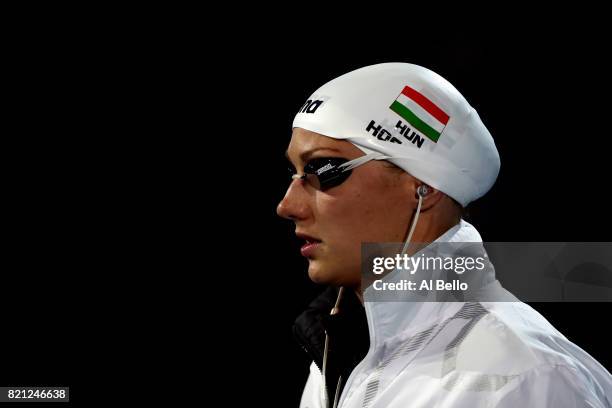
[292,63,500,206]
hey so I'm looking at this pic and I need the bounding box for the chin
[307,265,329,284]
[307,261,338,285]
[307,261,356,287]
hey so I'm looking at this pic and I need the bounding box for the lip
[300,241,321,258]
[296,232,322,258]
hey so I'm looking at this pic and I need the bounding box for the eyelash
[288,157,340,172]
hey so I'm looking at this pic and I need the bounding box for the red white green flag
[390,85,450,142]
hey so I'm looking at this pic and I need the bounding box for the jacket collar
[362,219,495,349]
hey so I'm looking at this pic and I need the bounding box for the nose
[276,179,310,221]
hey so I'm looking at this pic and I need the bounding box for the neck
[355,216,462,305]
[410,215,461,244]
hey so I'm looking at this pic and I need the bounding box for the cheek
[316,183,412,244]
[316,189,393,242]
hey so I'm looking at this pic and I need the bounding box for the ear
[415,184,444,211]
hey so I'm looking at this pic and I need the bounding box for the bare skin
[277,128,462,302]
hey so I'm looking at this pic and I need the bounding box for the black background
[3,16,611,406]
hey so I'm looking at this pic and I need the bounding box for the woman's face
[277,128,418,288]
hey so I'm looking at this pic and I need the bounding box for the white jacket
[300,220,612,408]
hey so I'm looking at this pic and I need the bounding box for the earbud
[417,185,430,198]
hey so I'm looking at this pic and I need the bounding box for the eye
[303,157,343,174]
[304,157,352,191]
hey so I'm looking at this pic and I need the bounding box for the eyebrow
[285,147,341,164]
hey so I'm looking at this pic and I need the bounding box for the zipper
[334,299,377,408]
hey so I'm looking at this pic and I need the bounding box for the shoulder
[488,364,611,407]
[453,302,558,373]
[436,302,611,405]
[452,302,611,394]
